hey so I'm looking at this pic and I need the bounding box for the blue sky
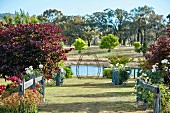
[0,0,170,17]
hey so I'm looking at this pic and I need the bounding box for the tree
[99,34,119,52]
[0,22,73,78]
[73,38,87,53]
[30,15,39,24]
[42,9,63,24]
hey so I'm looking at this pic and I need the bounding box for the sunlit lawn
[66,46,143,59]
[38,78,150,113]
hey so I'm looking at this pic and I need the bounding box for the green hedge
[64,67,73,78]
[103,68,112,78]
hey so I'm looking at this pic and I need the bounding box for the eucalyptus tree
[61,15,85,46]
[3,14,13,24]
[42,9,63,24]
[147,14,166,40]
[37,14,49,23]
[167,14,170,24]
[130,5,155,44]
[14,9,31,24]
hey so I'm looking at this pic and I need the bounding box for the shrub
[1,89,42,113]
[103,68,112,78]
[0,23,73,78]
[72,38,87,52]
[133,42,141,49]
[99,34,119,52]
[134,42,148,55]
[64,67,73,78]
[108,55,133,67]
[119,68,131,85]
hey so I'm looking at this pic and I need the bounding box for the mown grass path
[39,78,149,113]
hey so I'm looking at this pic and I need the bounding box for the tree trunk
[140,30,143,44]
[87,39,91,47]
[137,29,140,42]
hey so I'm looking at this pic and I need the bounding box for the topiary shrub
[103,68,112,78]
[64,66,73,78]
[99,34,119,52]
[134,42,141,49]
[72,38,87,53]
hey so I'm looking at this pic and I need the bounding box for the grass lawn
[66,46,143,59]
[39,78,151,113]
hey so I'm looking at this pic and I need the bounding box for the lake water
[70,65,139,77]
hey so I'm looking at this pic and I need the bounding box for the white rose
[39,64,43,69]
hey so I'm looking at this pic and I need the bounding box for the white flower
[29,66,33,70]
[39,64,43,69]
[139,70,142,73]
[120,64,124,67]
[155,63,159,65]
[152,64,158,68]
[152,68,156,72]
[142,73,147,76]
[145,77,149,83]
[26,70,32,74]
[126,71,130,73]
[164,66,168,71]
[116,63,119,67]
[161,59,168,64]
[25,68,29,70]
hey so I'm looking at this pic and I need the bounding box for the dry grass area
[39,78,152,113]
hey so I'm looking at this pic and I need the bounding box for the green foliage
[119,69,131,85]
[138,84,170,112]
[135,42,148,54]
[30,15,39,24]
[108,55,133,67]
[64,67,73,78]
[159,84,170,112]
[133,42,141,49]
[103,68,112,78]
[60,42,64,49]
[99,34,119,51]
[73,38,87,50]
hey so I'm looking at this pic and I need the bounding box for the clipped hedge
[103,68,112,78]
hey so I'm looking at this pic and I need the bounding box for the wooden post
[136,78,139,102]
[32,75,35,89]
[154,87,160,113]
[56,68,61,86]
[134,68,136,79]
[42,76,45,98]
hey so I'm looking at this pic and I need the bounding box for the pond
[70,65,103,77]
[70,65,139,77]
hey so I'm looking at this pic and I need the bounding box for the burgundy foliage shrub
[145,29,170,84]
[0,22,73,77]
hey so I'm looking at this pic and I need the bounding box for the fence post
[136,78,139,102]
[154,87,160,113]
[18,78,25,96]
[41,76,45,98]
[134,68,136,79]
[56,68,61,86]
[112,68,119,85]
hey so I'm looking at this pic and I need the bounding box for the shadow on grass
[39,101,138,113]
[54,91,134,98]
[60,82,135,89]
